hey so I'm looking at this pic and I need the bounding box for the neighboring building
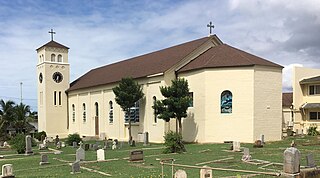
[292,66,320,134]
[37,34,283,143]
[282,92,293,135]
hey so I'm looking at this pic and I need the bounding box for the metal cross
[48,29,56,41]
[207,21,214,35]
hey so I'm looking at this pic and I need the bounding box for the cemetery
[0,134,320,177]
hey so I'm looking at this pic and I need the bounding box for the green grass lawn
[0,135,319,178]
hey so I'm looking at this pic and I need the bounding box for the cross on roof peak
[48,29,56,41]
[207,21,214,36]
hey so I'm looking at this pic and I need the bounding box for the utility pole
[20,82,23,104]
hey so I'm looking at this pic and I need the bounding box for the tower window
[57,54,62,62]
[109,101,113,123]
[58,91,62,105]
[72,104,75,122]
[153,96,157,123]
[54,91,57,106]
[51,54,56,62]
[83,103,86,122]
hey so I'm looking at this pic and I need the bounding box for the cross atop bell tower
[48,29,56,41]
[207,21,214,36]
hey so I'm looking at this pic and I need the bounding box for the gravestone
[92,144,98,151]
[39,154,49,165]
[103,140,108,149]
[97,149,105,161]
[71,161,80,174]
[3,141,8,147]
[25,135,33,155]
[260,134,265,144]
[84,144,90,151]
[306,153,316,168]
[241,148,251,161]
[200,166,212,178]
[76,147,85,161]
[61,142,66,147]
[112,141,117,150]
[131,140,136,147]
[40,134,45,142]
[55,135,59,145]
[73,142,77,148]
[1,164,14,178]
[283,147,300,174]
[100,132,106,140]
[232,141,240,152]
[143,132,149,146]
[129,150,144,161]
[174,169,187,178]
[56,142,61,149]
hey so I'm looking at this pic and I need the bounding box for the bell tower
[37,30,70,138]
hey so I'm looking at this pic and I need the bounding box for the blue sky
[0,0,320,111]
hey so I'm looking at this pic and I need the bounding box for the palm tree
[14,103,31,134]
[0,99,16,137]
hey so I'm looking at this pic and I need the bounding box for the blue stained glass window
[221,90,232,114]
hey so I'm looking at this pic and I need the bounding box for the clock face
[39,73,43,83]
[52,72,63,83]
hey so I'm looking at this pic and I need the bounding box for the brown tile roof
[36,40,69,51]
[178,44,282,73]
[282,92,293,107]
[68,36,211,92]
[300,75,320,84]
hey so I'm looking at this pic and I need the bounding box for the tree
[112,77,144,144]
[153,78,191,134]
[14,103,31,133]
[0,99,15,138]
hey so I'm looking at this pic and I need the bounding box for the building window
[153,96,157,123]
[109,101,113,123]
[72,104,75,122]
[57,54,62,62]
[95,102,99,117]
[309,85,320,95]
[83,103,86,122]
[189,92,194,107]
[310,112,320,120]
[125,101,140,123]
[58,91,62,105]
[221,90,232,114]
[51,54,56,62]
[54,91,57,105]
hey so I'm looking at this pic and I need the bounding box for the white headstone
[25,135,33,155]
[1,164,14,177]
[61,142,66,147]
[283,147,300,174]
[200,166,212,178]
[175,169,187,178]
[112,141,117,150]
[241,148,251,161]
[260,134,265,144]
[97,149,105,161]
[76,147,85,161]
[233,141,240,152]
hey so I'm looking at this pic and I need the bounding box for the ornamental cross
[48,29,56,41]
[207,21,214,35]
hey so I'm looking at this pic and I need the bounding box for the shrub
[66,133,82,146]
[307,125,320,136]
[9,134,36,154]
[163,131,186,154]
[34,131,47,141]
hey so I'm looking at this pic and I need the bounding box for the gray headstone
[97,149,105,161]
[260,134,265,144]
[55,135,59,145]
[283,147,301,174]
[306,153,316,168]
[25,135,33,155]
[1,164,14,177]
[73,142,77,148]
[84,144,89,151]
[241,148,251,161]
[129,150,143,161]
[174,169,187,178]
[200,166,212,178]
[39,154,49,165]
[76,147,85,161]
[71,161,80,174]
[143,132,149,146]
[56,141,61,149]
[92,144,98,151]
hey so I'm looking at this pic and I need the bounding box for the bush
[9,134,36,154]
[34,131,47,141]
[66,133,82,146]
[307,125,320,136]
[163,131,186,154]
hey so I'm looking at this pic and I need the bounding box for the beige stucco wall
[253,66,282,141]
[293,66,320,133]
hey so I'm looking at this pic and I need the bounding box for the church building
[37,34,283,143]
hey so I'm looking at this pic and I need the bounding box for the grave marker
[232,141,240,152]
[25,135,33,155]
[71,161,80,174]
[200,166,212,178]
[260,134,265,144]
[241,148,251,161]
[84,144,90,151]
[39,154,49,165]
[92,144,98,151]
[129,150,144,161]
[1,164,14,178]
[55,135,59,145]
[97,149,105,161]
[174,169,187,178]
[72,142,77,148]
[143,132,149,146]
[100,132,106,140]
[56,141,61,149]
[283,147,300,174]
[76,147,85,161]
[306,153,316,168]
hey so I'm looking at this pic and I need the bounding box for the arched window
[72,104,75,122]
[57,54,62,62]
[95,102,99,117]
[221,90,232,113]
[83,103,86,122]
[153,96,157,123]
[109,101,113,123]
[51,54,56,62]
